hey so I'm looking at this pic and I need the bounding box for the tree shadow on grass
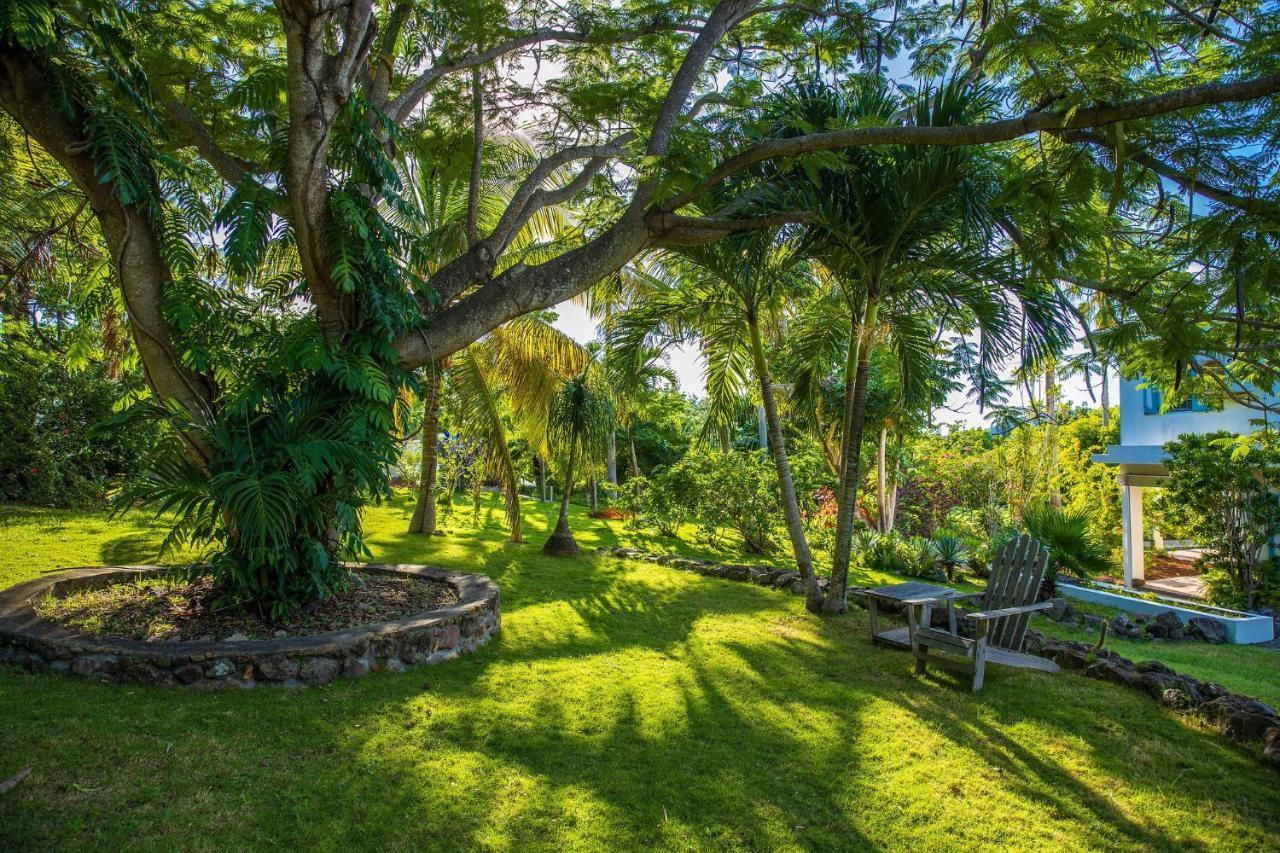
[98,532,162,565]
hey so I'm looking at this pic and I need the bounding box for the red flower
[30,466,40,474]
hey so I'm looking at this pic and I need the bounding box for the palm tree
[399,135,582,533]
[542,371,614,556]
[449,315,589,542]
[617,233,827,610]
[767,77,1072,612]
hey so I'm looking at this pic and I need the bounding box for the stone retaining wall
[0,564,500,689]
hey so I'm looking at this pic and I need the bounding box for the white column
[1121,478,1145,586]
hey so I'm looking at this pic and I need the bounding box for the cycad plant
[932,534,969,583]
[1021,504,1114,598]
[542,371,614,556]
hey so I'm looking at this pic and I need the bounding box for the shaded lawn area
[1,496,1278,850]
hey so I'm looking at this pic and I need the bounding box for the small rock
[224,632,249,643]
[272,629,288,639]
[1222,710,1279,744]
[298,657,340,685]
[205,659,235,679]
[1161,688,1194,710]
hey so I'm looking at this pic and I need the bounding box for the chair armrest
[964,601,1054,621]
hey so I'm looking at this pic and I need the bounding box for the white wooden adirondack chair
[906,534,1060,692]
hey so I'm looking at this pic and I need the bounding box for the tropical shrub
[0,334,165,506]
[1021,504,1115,598]
[932,534,969,582]
[1161,431,1280,608]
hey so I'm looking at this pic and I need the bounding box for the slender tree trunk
[748,318,823,613]
[542,447,579,555]
[628,425,640,478]
[756,404,768,450]
[535,454,547,502]
[1100,360,1111,428]
[408,366,443,534]
[876,427,889,534]
[1046,365,1062,509]
[827,297,879,614]
[718,423,732,452]
[497,437,523,542]
[606,429,618,484]
[588,473,598,511]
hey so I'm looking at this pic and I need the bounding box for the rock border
[1026,631,1280,769]
[0,563,500,689]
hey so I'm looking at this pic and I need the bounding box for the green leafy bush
[0,333,165,506]
[1160,431,1280,609]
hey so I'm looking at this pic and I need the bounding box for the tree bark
[606,430,618,484]
[748,318,823,612]
[827,296,879,614]
[628,426,640,479]
[756,404,768,450]
[876,427,889,534]
[408,366,443,534]
[1046,365,1062,509]
[542,446,579,555]
[718,423,732,452]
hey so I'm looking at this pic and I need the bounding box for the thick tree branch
[660,73,1280,212]
[277,0,377,333]
[162,98,249,187]
[0,47,216,461]
[646,211,811,245]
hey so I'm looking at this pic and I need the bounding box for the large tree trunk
[542,447,579,555]
[748,318,823,613]
[827,297,879,614]
[606,429,618,484]
[408,366,443,534]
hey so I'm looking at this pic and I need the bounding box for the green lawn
[2,496,1279,851]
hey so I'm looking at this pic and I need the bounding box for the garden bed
[34,570,459,642]
[0,563,500,688]
[1058,580,1274,644]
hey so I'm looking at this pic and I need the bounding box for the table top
[864,581,960,603]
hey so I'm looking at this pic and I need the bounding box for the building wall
[1118,376,1273,446]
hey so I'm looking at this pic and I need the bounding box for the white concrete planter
[1058,581,1275,645]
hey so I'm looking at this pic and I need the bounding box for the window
[1142,386,1207,415]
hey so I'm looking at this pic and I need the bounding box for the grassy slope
[1,496,1278,851]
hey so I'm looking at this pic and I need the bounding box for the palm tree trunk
[542,446,579,555]
[756,404,768,450]
[628,426,640,477]
[718,423,732,452]
[588,473,598,511]
[408,366,443,535]
[828,296,879,614]
[535,454,547,501]
[606,430,618,484]
[748,318,823,613]
[497,437,523,542]
[1046,365,1062,510]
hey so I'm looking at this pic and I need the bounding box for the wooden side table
[863,581,961,649]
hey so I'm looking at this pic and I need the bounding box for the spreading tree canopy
[0,0,1276,610]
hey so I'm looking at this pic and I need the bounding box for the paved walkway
[1143,574,1207,600]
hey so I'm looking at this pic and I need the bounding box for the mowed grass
[2,496,1279,851]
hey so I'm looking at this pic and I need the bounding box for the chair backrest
[982,534,1050,650]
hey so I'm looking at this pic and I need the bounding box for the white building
[1092,374,1277,591]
